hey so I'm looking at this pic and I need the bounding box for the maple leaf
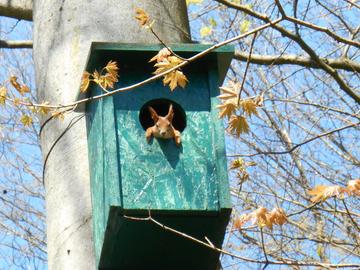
[218,86,238,102]
[13,98,21,107]
[51,111,65,121]
[10,76,21,91]
[163,70,188,91]
[149,48,172,63]
[0,86,7,105]
[235,207,287,230]
[80,71,91,93]
[308,185,345,203]
[200,26,212,37]
[101,72,118,89]
[233,214,252,229]
[228,115,250,136]
[346,179,360,196]
[104,60,119,77]
[240,20,251,33]
[267,208,287,229]
[10,76,30,95]
[153,56,188,91]
[250,207,269,228]
[241,99,259,117]
[229,158,244,170]
[217,101,237,119]
[186,0,203,5]
[38,102,51,116]
[19,85,30,95]
[135,8,149,26]
[20,114,33,126]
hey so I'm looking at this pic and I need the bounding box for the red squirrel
[145,104,181,146]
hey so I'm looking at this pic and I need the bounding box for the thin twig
[5,18,283,111]
[148,26,187,61]
[342,199,360,233]
[227,122,359,157]
[260,228,269,270]
[123,213,360,268]
[237,32,257,105]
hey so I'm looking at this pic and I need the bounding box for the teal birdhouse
[83,42,233,270]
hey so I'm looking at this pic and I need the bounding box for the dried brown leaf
[228,115,250,136]
[217,101,237,119]
[0,86,7,105]
[346,179,360,196]
[149,48,172,63]
[308,185,345,203]
[80,71,91,93]
[241,99,258,117]
[135,8,149,26]
[20,114,33,126]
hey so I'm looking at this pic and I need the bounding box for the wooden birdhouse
[82,42,233,270]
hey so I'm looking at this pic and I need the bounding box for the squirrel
[145,104,181,147]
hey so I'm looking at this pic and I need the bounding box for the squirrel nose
[160,131,166,136]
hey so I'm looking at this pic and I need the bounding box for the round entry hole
[139,99,186,132]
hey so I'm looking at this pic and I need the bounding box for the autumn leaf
[149,48,172,63]
[228,115,250,136]
[308,185,345,203]
[20,114,33,126]
[163,70,188,91]
[346,179,360,196]
[230,158,244,170]
[13,98,21,107]
[209,18,217,27]
[0,86,7,105]
[240,20,251,33]
[200,26,212,37]
[10,76,21,91]
[233,214,252,229]
[153,56,188,91]
[251,207,269,227]
[241,99,259,117]
[101,72,118,89]
[38,102,51,116]
[51,111,65,121]
[104,60,119,78]
[186,0,203,5]
[267,208,287,229]
[80,71,91,93]
[235,207,287,230]
[217,101,237,119]
[218,86,238,102]
[10,76,30,95]
[20,85,30,95]
[135,8,149,26]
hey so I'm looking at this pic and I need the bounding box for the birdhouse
[82,42,233,270]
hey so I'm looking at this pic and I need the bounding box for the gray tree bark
[32,1,190,269]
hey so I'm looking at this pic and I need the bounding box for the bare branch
[215,0,360,104]
[0,40,32,49]
[123,213,360,268]
[0,0,32,21]
[228,122,359,157]
[234,52,360,72]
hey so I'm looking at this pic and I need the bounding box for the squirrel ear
[148,106,159,122]
[166,104,174,122]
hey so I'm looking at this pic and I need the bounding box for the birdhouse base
[98,207,231,270]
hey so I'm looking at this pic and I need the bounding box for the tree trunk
[32,1,190,269]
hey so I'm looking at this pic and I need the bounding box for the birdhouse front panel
[84,43,233,269]
[113,62,219,211]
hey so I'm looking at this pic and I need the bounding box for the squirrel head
[148,104,174,138]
